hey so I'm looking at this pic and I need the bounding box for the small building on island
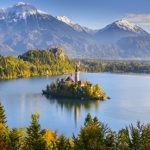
[65,75,75,83]
[64,63,87,88]
[43,62,107,100]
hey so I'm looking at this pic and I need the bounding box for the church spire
[75,62,80,82]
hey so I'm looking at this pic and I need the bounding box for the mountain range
[0,2,150,59]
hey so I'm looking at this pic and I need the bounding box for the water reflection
[2,73,150,136]
[44,95,100,127]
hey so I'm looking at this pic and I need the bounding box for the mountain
[117,36,150,58]
[0,2,150,59]
[56,16,85,32]
[82,26,98,34]
[0,2,97,57]
[56,16,97,34]
[95,19,149,43]
[94,19,150,59]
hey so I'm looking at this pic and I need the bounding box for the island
[42,64,107,100]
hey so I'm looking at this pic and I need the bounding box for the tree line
[1,49,150,80]
[1,102,150,150]
[79,59,150,74]
[0,48,74,80]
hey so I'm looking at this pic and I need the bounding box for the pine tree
[25,113,44,150]
[74,114,107,150]
[57,135,67,150]
[0,123,10,150]
[84,113,93,126]
[0,102,7,125]
[9,128,24,150]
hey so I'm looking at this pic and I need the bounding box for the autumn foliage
[1,102,150,149]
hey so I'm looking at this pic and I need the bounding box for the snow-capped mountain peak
[56,16,75,26]
[56,15,86,32]
[100,19,148,36]
[37,9,48,15]
[56,16,100,34]
[5,2,48,22]
[15,2,27,6]
[56,15,96,33]
[113,19,140,31]
[6,3,37,19]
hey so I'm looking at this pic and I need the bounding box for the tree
[57,135,67,150]
[25,113,44,150]
[140,124,150,149]
[74,114,107,150]
[41,128,57,150]
[117,128,130,149]
[0,102,7,125]
[65,138,74,150]
[0,123,10,150]
[84,113,93,126]
[104,130,117,149]
[9,128,25,150]
[128,122,143,150]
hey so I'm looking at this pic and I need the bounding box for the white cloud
[123,14,150,32]
[124,14,150,26]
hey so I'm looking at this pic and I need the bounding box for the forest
[0,48,74,80]
[1,48,150,80]
[79,59,150,74]
[1,102,150,150]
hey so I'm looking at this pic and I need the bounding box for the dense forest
[0,48,75,80]
[79,59,150,74]
[1,102,150,150]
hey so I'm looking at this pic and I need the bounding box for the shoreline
[1,71,150,81]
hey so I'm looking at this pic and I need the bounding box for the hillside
[0,48,74,80]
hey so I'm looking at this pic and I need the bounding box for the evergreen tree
[74,114,107,150]
[0,102,7,125]
[9,128,24,150]
[117,128,130,150]
[93,117,99,125]
[57,135,67,150]
[65,138,74,150]
[84,113,93,126]
[57,135,74,150]
[0,123,10,150]
[25,113,44,150]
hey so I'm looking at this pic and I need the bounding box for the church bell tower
[75,63,80,82]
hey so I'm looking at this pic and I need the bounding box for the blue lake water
[1,73,150,136]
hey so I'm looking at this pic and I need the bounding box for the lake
[1,73,150,136]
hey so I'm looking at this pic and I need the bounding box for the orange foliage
[42,128,55,141]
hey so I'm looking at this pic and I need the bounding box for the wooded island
[43,65,106,100]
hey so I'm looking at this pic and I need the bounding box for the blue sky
[0,0,150,31]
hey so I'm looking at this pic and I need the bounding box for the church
[65,65,79,82]
[65,65,85,87]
